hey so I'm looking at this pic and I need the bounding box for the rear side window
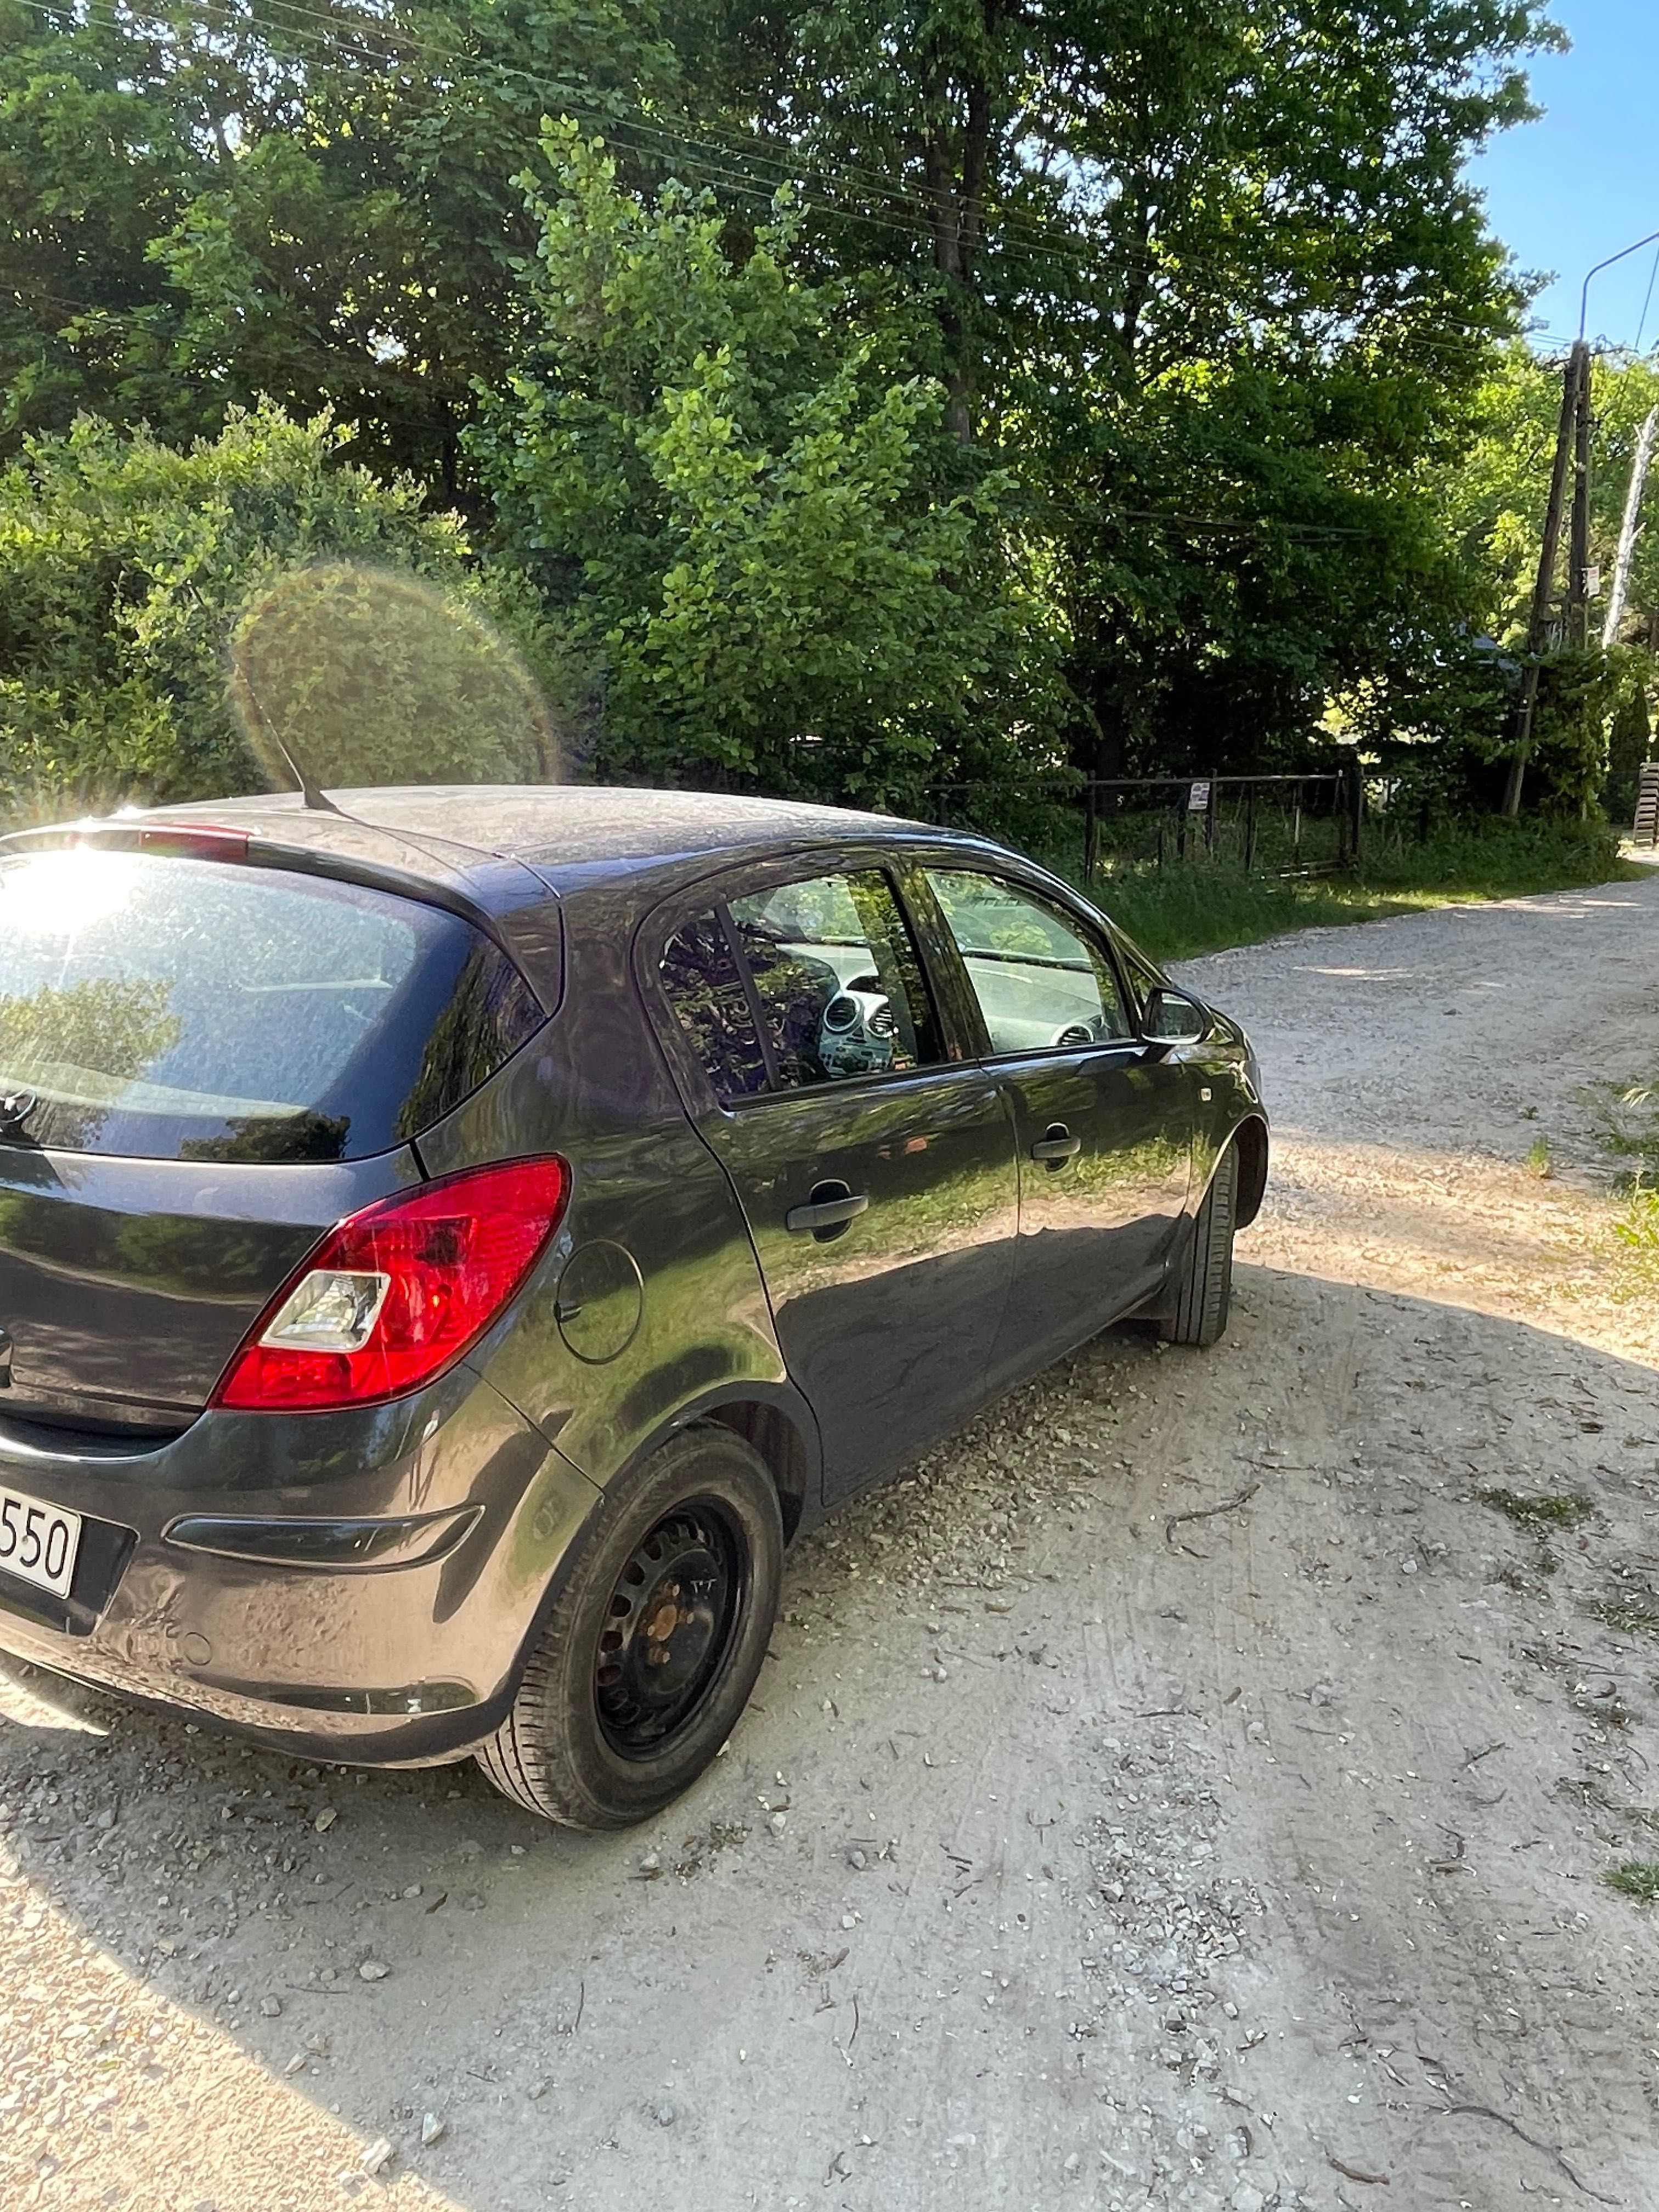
[0,850,544,1161]
[728,871,941,1087]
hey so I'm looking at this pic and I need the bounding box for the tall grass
[1590,1065,1659,1297]
[1612,1190,1659,1297]
[1062,819,1635,964]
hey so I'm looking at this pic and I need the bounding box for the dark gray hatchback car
[0,787,1266,1826]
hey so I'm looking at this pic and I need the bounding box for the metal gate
[926,767,1362,886]
[1634,761,1659,848]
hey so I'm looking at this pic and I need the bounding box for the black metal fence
[926,766,1365,887]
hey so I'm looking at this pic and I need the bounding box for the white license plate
[0,1483,82,1601]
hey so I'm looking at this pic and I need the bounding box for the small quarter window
[659,911,769,1100]
[1112,933,1166,1024]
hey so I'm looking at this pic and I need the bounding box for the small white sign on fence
[1186,780,1211,814]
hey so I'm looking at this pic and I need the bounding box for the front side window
[0,850,543,1160]
[727,870,943,1091]
[926,870,1130,1057]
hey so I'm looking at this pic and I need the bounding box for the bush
[0,405,584,822]
[1525,648,1621,816]
[228,564,565,793]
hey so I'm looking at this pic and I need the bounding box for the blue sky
[1468,0,1659,351]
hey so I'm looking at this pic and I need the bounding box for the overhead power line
[8,0,1538,373]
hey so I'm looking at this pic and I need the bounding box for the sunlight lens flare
[228,564,563,795]
[1,847,137,936]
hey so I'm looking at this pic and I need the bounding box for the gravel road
[5,866,1659,2212]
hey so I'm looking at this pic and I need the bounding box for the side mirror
[1143,988,1209,1046]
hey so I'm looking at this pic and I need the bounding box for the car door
[652,857,1020,1499]
[917,865,1194,1370]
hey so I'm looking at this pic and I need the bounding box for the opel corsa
[0,789,1267,1826]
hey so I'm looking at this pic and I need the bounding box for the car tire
[1160,1141,1238,1349]
[477,1425,784,1829]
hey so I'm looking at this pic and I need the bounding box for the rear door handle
[785,1192,870,1233]
[1030,1125,1082,1163]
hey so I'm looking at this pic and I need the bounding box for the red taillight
[212,1157,572,1413]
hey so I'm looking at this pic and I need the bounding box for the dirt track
[5,866,1659,2212]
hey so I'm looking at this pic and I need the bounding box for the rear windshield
[0,850,544,1161]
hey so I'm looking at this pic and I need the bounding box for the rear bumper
[0,1364,601,1763]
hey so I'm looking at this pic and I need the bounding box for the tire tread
[1163,1143,1237,1348]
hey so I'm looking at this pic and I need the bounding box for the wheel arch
[496,1381,818,1713]
[1230,1114,1269,1228]
[700,1393,816,1543]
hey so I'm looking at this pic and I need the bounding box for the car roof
[44,780,1166,984]
[143,783,964,901]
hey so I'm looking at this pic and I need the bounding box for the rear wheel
[1161,1142,1238,1348]
[478,1427,783,1829]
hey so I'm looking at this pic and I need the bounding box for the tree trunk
[922,9,995,444]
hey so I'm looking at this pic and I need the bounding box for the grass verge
[1606,1861,1659,1903]
[1610,1189,1659,1299]
[1065,820,1639,963]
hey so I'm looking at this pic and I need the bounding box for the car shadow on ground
[3,1262,1658,2210]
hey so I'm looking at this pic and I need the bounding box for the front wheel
[1160,1142,1238,1348]
[478,1426,783,1829]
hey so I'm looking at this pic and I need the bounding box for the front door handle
[785,1189,870,1235]
[1030,1124,1082,1163]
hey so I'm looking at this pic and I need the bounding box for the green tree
[0,0,675,483]
[1446,347,1659,650]
[689,1,1550,428]
[1439,347,1659,810]
[680,0,1557,774]
[0,0,1572,811]
[475,126,1063,806]
[1037,4,1551,776]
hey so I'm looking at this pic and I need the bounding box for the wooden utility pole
[1504,340,1589,817]
[1602,406,1658,648]
[1566,345,1595,646]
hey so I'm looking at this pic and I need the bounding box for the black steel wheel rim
[594,1498,747,1760]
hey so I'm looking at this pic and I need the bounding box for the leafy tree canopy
[475,126,1065,805]
[1447,346,1659,652]
[0,0,1577,817]
[0,0,676,483]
